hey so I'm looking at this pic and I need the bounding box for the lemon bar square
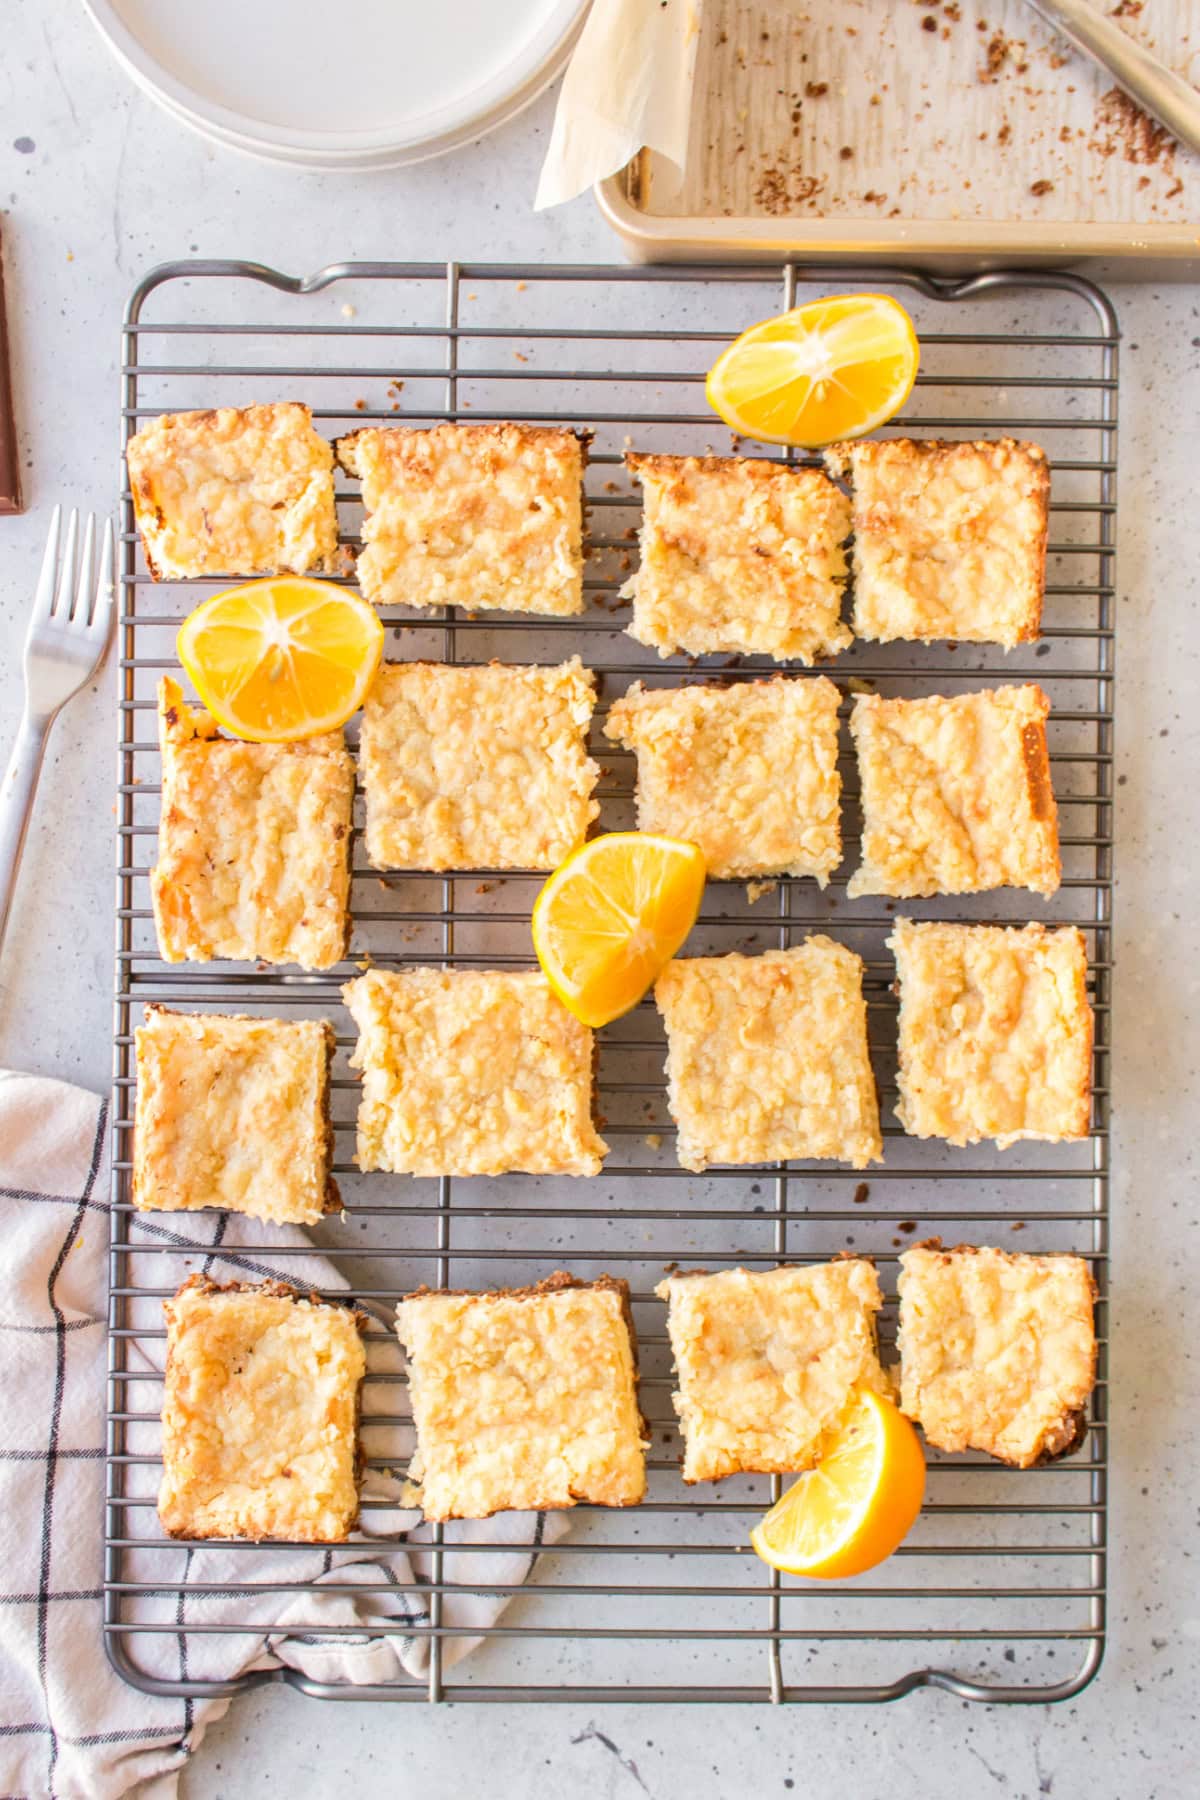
[133,1006,338,1225]
[360,658,599,870]
[343,967,607,1177]
[622,454,852,662]
[654,941,881,1171]
[656,1262,888,1482]
[158,1276,366,1542]
[824,437,1049,648]
[849,685,1061,899]
[889,918,1093,1149]
[336,422,586,613]
[396,1273,646,1521]
[898,1241,1097,1466]
[605,673,842,882]
[151,678,354,971]
[125,402,338,581]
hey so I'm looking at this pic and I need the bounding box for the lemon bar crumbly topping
[337,423,586,614]
[125,403,339,581]
[654,941,882,1172]
[133,1006,337,1226]
[605,674,842,882]
[824,437,1049,649]
[158,1276,366,1542]
[849,685,1061,899]
[622,454,852,663]
[343,967,607,1177]
[898,1242,1097,1467]
[360,658,599,871]
[656,1262,889,1483]
[890,918,1093,1149]
[151,678,354,971]
[396,1273,646,1521]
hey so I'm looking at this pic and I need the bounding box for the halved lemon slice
[705,293,919,449]
[750,1386,926,1580]
[531,832,706,1029]
[177,577,384,742]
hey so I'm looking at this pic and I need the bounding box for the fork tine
[73,513,96,623]
[29,505,62,633]
[90,516,116,638]
[53,509,79,619]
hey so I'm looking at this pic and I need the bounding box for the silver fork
[0,507,116,956]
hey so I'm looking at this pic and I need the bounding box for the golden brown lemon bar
[605,673,842,882]
[622,453,852,662]
[158,1276,366,1542]
[343,967,607,1176]
[133,1006,337,1225]
[654,941,881,1171]
[824,437,1049,648]
[396,1272,646,1521]
[656,1262,889,1483]
[151,677,354,971]
[125,402,338,581]
[898,1241,1097,1467]
[849,685,1060,899]
[336,422,586,613]
[360,658,599,871]
[890,918,1093,1149]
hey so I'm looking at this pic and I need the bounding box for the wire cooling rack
[108,259,1114,1706]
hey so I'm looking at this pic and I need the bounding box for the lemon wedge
[177,576,383,742]
[706,293,920,449]
[531,832,706,1029]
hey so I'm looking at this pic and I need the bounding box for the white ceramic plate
[82,0,587,170]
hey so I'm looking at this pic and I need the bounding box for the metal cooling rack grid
[107,260,1114,1706]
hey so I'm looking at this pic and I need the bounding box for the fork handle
[1022,0,1200,156]
[0,710,51,960]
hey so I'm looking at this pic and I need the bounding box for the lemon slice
[705,293,920,449]
[176,577,384,742]
[531,832,706,1029]
[750,1387,926,1580]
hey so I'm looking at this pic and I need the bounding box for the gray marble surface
[3,3,1199,1795]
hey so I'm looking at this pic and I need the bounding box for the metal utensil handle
[1024,0,1200,155]
[0,710,50,957]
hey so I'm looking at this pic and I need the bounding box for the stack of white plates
[81,0,588,171]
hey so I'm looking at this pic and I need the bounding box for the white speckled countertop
[3,2,1198,1794]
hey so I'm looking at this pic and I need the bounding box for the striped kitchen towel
[0,1070,564,1800]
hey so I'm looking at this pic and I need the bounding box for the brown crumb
[922,14,938,29]
[997,120,1012,145]
[513,351,528,362]
[753,165,825,214]
[354,398,367,411]
[853,1183,870,1205]
[805,81,829,98]
[899,1220,917,1234]
[474,881,496,894]
[1030,178,1054,196]
[839,145,854,160]
[981,31,1008,79]
[1091,85,1177,169]
[1011,1220,1026,1231]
